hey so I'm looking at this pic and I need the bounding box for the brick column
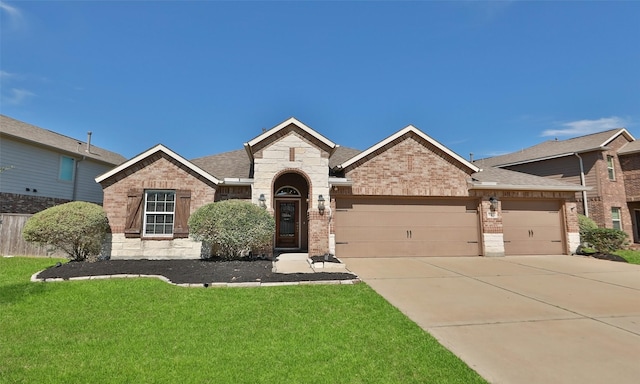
[308,210,329,257]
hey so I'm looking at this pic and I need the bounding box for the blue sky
[1,1,638,161]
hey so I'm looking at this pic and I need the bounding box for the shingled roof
[190,145,363,179]
[470,166,588,191]
[476,128,633,168]
[0,114,127,166]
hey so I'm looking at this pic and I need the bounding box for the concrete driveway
[342,255,640,384]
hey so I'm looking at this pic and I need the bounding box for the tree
[22,201,110,261]
[188,200,275,259]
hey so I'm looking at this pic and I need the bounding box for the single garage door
[502,200,564,255]
[334,198,481,257]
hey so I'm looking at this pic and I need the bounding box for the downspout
[574,153,589,217]
[72,155,86,201]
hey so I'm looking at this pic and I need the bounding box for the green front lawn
[614,249,640,265]
[1,257,486,384]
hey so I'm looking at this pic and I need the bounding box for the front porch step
[276,253,309,261]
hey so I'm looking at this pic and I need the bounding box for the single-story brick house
[96,117,587,259]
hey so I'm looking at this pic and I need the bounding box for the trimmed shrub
[188,200,275,259]
[582,227,629,254]
[22,201,110,261]
[578,214,598,243]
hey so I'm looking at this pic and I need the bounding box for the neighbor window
[144,190,175,236]
[59,156,75,181]
[611,207,622,230]
[607,155,615,180]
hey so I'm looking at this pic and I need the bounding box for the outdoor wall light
[318,194,325,214]
[489,196,499,211]
[258,193,266,209]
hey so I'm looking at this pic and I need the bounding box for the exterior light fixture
[489,196,499,211]
[318,194,325,214]
[258,193,266,209]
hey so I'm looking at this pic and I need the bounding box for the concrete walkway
[342,255,640,384]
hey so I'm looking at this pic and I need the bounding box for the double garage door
[334,197,565,258]
[335,198,481,257]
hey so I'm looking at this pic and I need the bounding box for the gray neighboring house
[0,114,127,213]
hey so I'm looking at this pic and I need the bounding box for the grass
[1,257,486,384]
[614,249,640,264]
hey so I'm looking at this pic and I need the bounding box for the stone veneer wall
[251,131,331,255]
[100,153,216,259]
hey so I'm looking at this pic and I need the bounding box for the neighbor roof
[0,114,127,166]
[470,166,589,191]
[477,128,634,168]
[618,139,640,155]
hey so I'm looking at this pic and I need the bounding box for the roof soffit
[337,125,480,173]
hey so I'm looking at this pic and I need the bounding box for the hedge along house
[95,117,587,260]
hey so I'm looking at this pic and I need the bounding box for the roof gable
[336,125,480,173]
[0,114,126,166]
[478,128,634,168]
[244,117,336,159]
[95,144,220,184]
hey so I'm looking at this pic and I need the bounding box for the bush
[578,214,598,243]
[582,227,629,254]
[22,201,110,261]
[188,200,275,259]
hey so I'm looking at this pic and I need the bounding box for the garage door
[334,198,480,257]
[502,200,564,255]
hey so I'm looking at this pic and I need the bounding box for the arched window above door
[275,186,301,197]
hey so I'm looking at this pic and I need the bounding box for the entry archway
[273,172,310,250]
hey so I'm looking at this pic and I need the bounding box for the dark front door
[276,200,299,248]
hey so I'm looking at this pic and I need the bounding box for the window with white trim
[607,155,615,180]
[144,190,175,236]
[59,156,75,181]
[611,207,622,230]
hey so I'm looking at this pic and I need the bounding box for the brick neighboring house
[96,117,586,259]
[476,128,640,243]
[0,115,127,213]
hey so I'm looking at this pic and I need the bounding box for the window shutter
[124,189,144,238]
[174,190,191,238]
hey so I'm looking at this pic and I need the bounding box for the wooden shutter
[124,189,144,238]
[173,190,191,238]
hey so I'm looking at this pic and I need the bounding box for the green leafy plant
[188,200,275,259]
[578,214,598,243]
[582,227,629,254]
[22,201,110,261]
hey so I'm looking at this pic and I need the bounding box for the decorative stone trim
[30,270,360,287]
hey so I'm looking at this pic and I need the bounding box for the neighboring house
[475,128,640,243]
[96,117,586,259]
[0,115,127,213]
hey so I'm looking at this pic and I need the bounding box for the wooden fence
[0,213,66,257]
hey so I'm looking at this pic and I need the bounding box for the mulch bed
[589,253,628,263]
[36,259,358,285]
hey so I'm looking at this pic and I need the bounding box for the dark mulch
[36,259,358,285]
[590,253,628,263]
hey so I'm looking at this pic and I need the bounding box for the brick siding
[101,153,216,234]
